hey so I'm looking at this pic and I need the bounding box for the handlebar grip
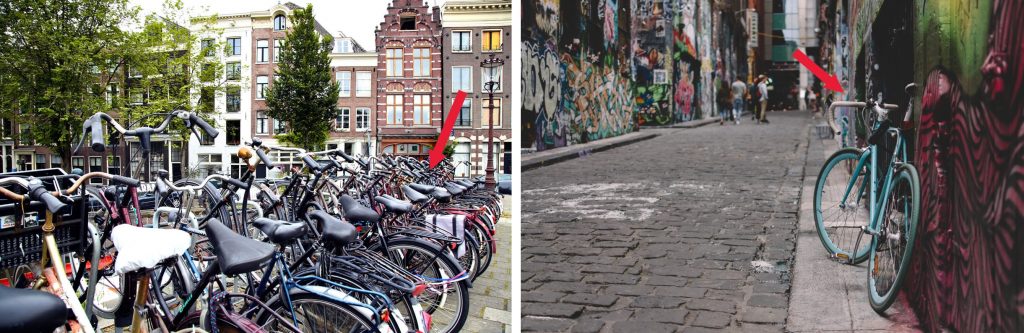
[335,150,354,163]
[302,155,322,172]
[29,184,68,214]
[90,121,105,152]
[255,148,275,169]
[189,114,219,139]
[155,177,169,196]
[110,175,141,187]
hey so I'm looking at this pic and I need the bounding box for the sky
[130,0,447,50]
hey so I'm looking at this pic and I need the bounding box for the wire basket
[0,169,88,269]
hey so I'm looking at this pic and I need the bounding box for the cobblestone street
[464,196,512,332]
[522,112,812,332]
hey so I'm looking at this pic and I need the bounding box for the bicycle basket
[0,169,88,269]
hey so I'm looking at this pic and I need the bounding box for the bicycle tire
[814,147,872,263]
[377,237,470,333]
[256,288,379,332]
[867,164,919,313]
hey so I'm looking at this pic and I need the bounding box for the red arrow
[792,49,844,93]
[429,90,468,168]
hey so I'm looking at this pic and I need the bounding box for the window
[274,118,287,134]
[337,72,351,97]
[35,154,46,170]
[356,72,371,97]
[386,95,403,125]
[227,37,241,56]
[106,83,118,104]
[199,87,215,112]
[451,31,471,52]
[336,39,352,53]
[274,15,286,30]
[200,63,215,82]
[386,48,403,77]
[256,40,269,63]
[130,88,145,105]
[482,30,502,51]
[356,108,370,131]
[256,76,268,99]
[72,157,84,171]
[413,48,430,77]
[452,66,472,92]
[226,120,240,145]
[400,16,415,30]
[199,127,215,145]
[197,154,222,177]
[226,62,241,80]
[481,98,502,127]
[413,95,430,125]
[274,40,282,62]
[107,156,120,176]
[230,155,246,179]
[201,38,215,56]
[89,157,102,182]
[336,108,350,131]
[18,124,30,145]
[256,111,268,134]
[50,155,61,169]
[344,142,353,155]
[481,66,503,92]
[455,99,471,127]
[226,86,240,112]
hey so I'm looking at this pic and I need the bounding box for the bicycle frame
[834,126,909,261]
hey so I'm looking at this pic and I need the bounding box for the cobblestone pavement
[522,112,812,332]
[464,196,512,332]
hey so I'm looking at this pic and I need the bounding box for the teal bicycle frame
[832,117,909,262]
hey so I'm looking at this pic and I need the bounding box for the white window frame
[337,107,351,131]
[386,95,403,125]
[256,75,268,100]
[256,40,269,63]
[356,71,371,97]
[451,66,472,93]
[413,47,430,77]
[413,95,430,125]
[356,108,370,131]
[386,48,403,77]
[337,71,351,97]
[256,111,268,134]
[451,30,471,52]
[273,40,282,62]
[455,99,472,128]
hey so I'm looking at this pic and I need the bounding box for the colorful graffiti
[631,0,674,125]
[673,0,700,122]
[907,0,1024,331]
[522,0,636,151]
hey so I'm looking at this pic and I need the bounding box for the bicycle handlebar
[0,177,68,214]
[75,110,219,153]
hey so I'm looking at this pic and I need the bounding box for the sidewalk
[463,195,512,332]
[787,121,921,332]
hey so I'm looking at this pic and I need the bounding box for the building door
[453,142,471,178]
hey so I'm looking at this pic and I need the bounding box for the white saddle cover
[111,224,191,274]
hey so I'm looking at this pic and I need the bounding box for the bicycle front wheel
[814,147,872,263]
[867,164,919,313]
[258,289,378,332]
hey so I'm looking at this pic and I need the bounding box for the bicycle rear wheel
[814,147,872,263]
[258,289,378,332]
[867,164,919,313]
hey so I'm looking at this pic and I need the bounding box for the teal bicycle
[813,83,921,313]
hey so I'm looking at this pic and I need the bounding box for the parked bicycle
[813,83,921,313]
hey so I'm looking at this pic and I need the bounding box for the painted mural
[908,0,1024,331]
[672,0,700,122]
[697,0,714,120]
[631,0,674,125]
[522,0,637,151]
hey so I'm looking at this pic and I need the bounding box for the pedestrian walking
[731,78,747,125]
[718,78,733,125]
[757,74,770,124]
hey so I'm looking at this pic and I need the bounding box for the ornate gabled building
[374,0,444,160]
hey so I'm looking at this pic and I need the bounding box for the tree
[0,0,226,173]
[266,4,339,151]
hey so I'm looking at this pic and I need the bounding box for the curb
[522,132,659,171]
[640,116,722,129]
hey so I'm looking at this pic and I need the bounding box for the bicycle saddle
[339,195,380,224]
[252,218,307,244]
[111,224,191,274]
[431,187,452,203]
[402,185,429,204]
[408,183,435,194]
[0,286,67,333]
[205,218,275,276]
[444,182,465,195]
[375,195,412,214]
[456,179,475,189]
[310,210,356,247]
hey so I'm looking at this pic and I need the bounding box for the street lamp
[480,53,503,191]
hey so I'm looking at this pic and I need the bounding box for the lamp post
[480,53,503,191]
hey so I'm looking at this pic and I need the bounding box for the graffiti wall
[631,0,674,125]
[672,0,699,122]
[522,0,637,151]
[908,0,1024,332]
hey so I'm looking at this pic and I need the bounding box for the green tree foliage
[0,0,226,171]
[266,4,339,151]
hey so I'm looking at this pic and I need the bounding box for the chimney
[432,6,440,23]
